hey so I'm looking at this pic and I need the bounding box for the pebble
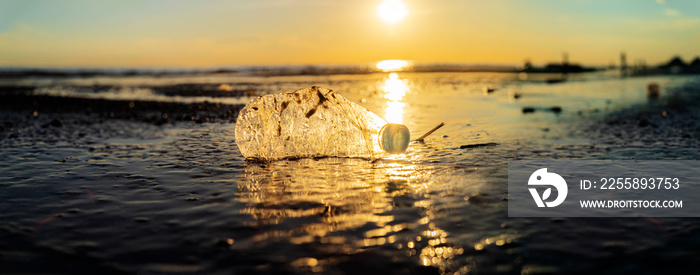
[214,238,235,247]
[637,119,651,127]
[647,82,660,98]
[50,119,63,127]
[460,142,499,149]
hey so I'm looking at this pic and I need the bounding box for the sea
[1,67,700,274]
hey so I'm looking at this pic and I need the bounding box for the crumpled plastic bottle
[235,86,410,160]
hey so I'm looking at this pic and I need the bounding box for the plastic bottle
[235,86,410,160]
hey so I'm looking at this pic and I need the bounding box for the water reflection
[236,157,473,272]
[238,159,391,231]
[385,102,406,124]
[381,73,409,124]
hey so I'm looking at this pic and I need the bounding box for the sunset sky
[1,0,699,68]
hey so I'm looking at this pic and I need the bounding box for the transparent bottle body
[235,86,387,160]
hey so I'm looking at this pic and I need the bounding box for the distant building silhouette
[519,52,596,74]
[659,56,688,74]
[633,55,700,75]
[689,57,700,74]
[620,52,627,76]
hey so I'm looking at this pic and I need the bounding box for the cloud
[664,8,681,17]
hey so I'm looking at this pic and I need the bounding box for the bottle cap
[379,124,410,154]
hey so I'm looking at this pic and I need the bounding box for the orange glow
[0,2,696,67]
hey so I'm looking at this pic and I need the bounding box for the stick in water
[413,122,445,142]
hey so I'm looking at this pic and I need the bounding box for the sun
[377,0,408,24]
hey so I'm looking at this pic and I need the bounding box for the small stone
[522,107,535,114]
[460,142,499,149]
[551,217,566,223]
[637,119,651,127]
[290,257,318,267]
[647,82,660,98]
[50,119,63,127]
[214,238,235,247]
[155,119,168,126]
[218,84,233,91]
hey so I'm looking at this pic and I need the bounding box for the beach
[2,71,700,274]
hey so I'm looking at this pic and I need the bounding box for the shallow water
[1,72,700,273]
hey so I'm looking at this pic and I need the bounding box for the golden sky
[1,0,699,67]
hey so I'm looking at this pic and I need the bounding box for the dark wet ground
[1,73,700,274]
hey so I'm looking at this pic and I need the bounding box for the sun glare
[377,0,408,24]
[376,60,410,71]
[381,73,409,124]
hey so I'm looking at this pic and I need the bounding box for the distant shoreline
[0,64,603,78]
[3,55,698,78]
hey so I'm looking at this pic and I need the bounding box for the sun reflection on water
[237,159,414,233]
[383,73,407,101]
[381,72,409,124]
[384,102,405,124]
[236,156,478,273]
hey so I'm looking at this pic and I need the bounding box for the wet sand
[0,86,242,125]
[1,74,700,274]
[587,83,700,159]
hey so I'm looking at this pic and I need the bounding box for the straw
[413,122,445,142]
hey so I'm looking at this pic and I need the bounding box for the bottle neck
[378,124,410,154]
